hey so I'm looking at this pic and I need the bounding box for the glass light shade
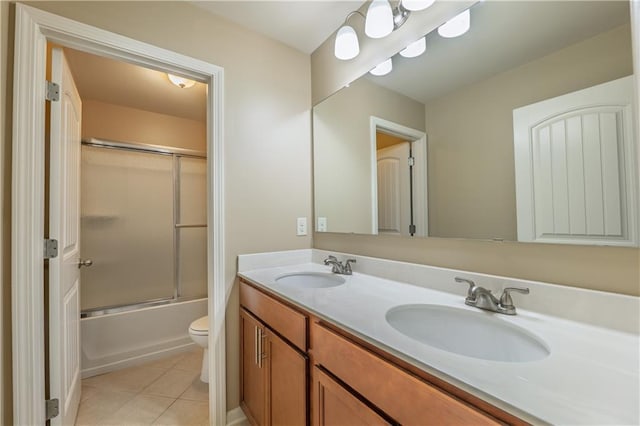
[168,74,196,89]
[369,58,393,76]
[365,0,394,39]
[401,0,436,11]
[400,37,426,58]
[334,25,360,60]
[438,9,471,38]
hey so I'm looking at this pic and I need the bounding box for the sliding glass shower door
[80,142,207,314]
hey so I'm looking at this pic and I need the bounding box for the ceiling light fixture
[369,58,393,76]
[401,0,436,12]
[399,36,426,58]
[167,74,196,89]
[438,9,471,38]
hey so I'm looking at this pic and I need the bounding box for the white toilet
[188,316,209,383]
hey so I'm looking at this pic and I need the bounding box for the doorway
[12,4,225,425]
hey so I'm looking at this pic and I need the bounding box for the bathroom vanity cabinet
[240,282,308,426]
[239,279,524,426]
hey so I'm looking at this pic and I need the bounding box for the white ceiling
[365,1,631,104]
[64,47,207,122]
[191,1,364,54]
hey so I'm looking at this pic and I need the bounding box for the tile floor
[76,347,209,425]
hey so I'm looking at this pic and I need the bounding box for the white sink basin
[386,304,549,362]
[275,272,345,289]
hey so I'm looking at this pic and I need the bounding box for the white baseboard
[226,406,248,426]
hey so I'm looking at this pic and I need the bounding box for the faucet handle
[499,287,530,311]
[454,277,477,300]
[344,259,356,274]
[323,255,337,264]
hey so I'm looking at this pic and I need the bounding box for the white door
[49,47,82,425]
[377,142,411,235]
[513,76,638,246]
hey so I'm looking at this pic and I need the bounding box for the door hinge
[45,81,60,102]
[408,156,415,167]
[44,239,58,259]
[45,398,59,420]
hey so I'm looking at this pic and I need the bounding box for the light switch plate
[296,217,307,236]
[317,217,327,232]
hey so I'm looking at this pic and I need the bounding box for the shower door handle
[78,259,93,268]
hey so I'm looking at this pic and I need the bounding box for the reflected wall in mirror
[313,0,638,246]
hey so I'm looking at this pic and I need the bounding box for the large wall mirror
[313,1,638,246]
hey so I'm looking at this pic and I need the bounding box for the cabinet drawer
[313,366,391,426]
[240,281,307,351]
[311,321,500,426]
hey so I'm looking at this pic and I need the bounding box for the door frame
[369,116,428,236]
[12,4,226,425]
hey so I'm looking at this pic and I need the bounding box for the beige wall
[426,24,633,240]
[1,1,312,420]
[314,77,424,234]
[82,99,206,151]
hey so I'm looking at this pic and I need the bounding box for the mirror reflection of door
[376,130,427,237]
[377,133,411,235]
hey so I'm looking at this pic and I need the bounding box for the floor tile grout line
[150,397,181,425]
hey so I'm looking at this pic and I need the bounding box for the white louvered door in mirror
[513,76,638,246]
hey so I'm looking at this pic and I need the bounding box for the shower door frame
[11,4,227,425]
[79,138,208,318]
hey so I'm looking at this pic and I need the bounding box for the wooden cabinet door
[241,309,267,426]
[312,367,391,426]
[265,330,308,425]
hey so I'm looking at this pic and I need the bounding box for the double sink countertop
[237,249,639,425]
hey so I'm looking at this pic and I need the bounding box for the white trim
[369,116,428,237]
[11,4,226,425]
[631,0,640,241]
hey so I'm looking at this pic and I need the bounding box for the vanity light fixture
[167,74,196,89]
[334,11,364,60]
[402,0,436,11]
[335,0,431,60]
[399,36,426,58]
[369,58,393,76]
[365,0,394,39]
[438,9,471,38]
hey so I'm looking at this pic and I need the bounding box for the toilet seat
[189,316,208,336]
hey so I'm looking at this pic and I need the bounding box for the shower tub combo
[79,138,208,378]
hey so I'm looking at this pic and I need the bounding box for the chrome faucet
[323,255,356,275]
[455,277,529,315]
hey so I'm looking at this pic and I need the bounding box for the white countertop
[238,252,640,425]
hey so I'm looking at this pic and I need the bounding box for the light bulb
[399,37,426,58]
[167,74,196,89]
[365,0,394,39]
[401,0,435,12]
[369,58,393,76]
[438,9,471,38]
[334,25,360,60]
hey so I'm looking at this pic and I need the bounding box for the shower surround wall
[79,100,208,376]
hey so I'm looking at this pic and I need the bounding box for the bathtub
[81,298,207,378]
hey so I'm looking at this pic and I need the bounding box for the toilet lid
[189,316,208,334]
